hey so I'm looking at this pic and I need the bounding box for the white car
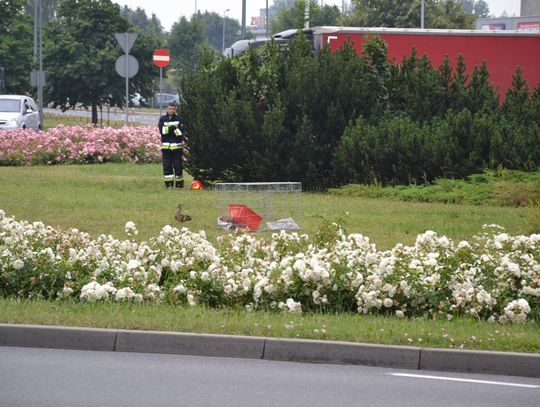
[0,95,41,131]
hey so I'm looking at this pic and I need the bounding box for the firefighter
[158,102,185,189]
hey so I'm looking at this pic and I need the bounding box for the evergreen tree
[120,6,165,39]
[458,0,489,17]
[502,67,530,123]
[466,61,498,113]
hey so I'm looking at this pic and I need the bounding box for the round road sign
[115,55,139,78]
[153,49,170,68]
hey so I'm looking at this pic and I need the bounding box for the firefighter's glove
[174,128,182,137]
[162,125,169,135]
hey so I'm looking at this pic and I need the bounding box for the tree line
[2,0,490,118]
[181,35,540,189]
[0,0,242,119]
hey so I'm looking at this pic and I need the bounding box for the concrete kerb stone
[420,348,540,378]
[263,337,421,369]
[0,323,116,351]
[115,330,265,359]
[1,324,540,378]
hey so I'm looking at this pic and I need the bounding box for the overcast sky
[113,0,522,32]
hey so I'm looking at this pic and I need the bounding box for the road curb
[1,323,539,378]
[0,323,116,351]
[264,337,421,369]
[420,348,540,378]
[115,330,265,359]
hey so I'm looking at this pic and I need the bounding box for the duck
[175,204,192,222]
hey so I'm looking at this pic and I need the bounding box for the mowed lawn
[0,163,529,248]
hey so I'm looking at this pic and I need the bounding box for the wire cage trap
[215,182,302,232]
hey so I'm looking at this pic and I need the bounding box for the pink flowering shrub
[0,125,161,165]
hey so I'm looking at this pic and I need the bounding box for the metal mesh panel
[215,182,302,232]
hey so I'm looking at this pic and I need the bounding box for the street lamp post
[421,0,425,28]
[222,9,230,53]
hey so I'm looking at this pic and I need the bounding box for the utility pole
[421,0,425,29]
[242,0,246,39]
[39,0,43,125]
[33,0,38,60]
[304,0,310,28]
[222,9,229,53]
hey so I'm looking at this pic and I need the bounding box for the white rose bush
[0,209,538,323]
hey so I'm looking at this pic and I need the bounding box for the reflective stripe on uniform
[163,121,180,127]
[161,142,183,150]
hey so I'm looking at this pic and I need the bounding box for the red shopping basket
[227,204,262,231]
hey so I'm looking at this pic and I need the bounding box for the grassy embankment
[1,297,538,353]
[0,154,538,352]
[0,164,532,246]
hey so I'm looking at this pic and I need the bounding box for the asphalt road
[44,107,159,125]
[1,346,539,407]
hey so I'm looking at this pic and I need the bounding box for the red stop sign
[152,49,170,68]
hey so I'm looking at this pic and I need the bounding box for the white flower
[61,287,74,297]
[12,259,24,270]
[127,259,140,271]
[503,299,531,323]
[115,287,136,301]
[285,298,302,313]
[383,298,393,308]
[80,281,111,302]
[395,310,405,318]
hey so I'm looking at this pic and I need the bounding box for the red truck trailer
[307,26,540,98]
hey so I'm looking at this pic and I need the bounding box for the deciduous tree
[346,0,475,29]
[0,0,33,93]
[44,0,156,123]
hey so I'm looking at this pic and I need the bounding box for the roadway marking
[389,373,540,388]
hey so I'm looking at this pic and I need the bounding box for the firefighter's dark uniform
[158,111,185,188]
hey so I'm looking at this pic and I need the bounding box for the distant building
[522,0,540,16]
[248,8,268,39]
[476,15,540,31]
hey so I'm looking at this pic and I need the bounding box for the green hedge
[180,35,540,189]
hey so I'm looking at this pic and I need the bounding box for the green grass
[0,163,537,352]
[330,169,540,207]
[0,163,530,248]
[1,298,538,352]
[44,112,134,129]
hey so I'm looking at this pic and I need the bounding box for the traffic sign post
[114,33,138,125]
[153,49,170,117]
